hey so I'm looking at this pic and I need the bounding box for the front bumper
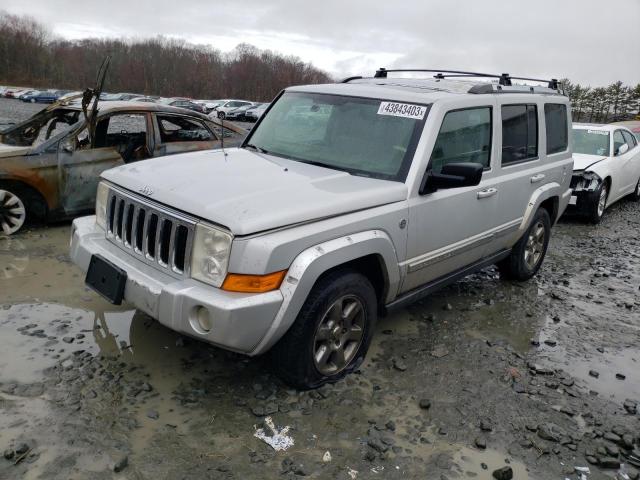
[565,190,597,216]
[70,216,283,354]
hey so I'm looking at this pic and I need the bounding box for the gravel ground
[1,97,640,480]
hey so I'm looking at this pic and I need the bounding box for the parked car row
[1,86,270,122]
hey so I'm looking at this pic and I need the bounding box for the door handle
[476,187,498,199]
[530,173,545,184]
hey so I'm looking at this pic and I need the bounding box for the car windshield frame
[572,128,611,157]
[243,91,430,182]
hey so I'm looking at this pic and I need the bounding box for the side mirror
[420,162,484,194]
[616,143,629,156]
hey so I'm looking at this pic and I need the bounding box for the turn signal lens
[222,270,287,293]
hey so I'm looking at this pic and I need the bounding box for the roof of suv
[288,72,565,104]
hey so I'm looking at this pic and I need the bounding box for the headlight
[190,223,232,287]
[95,182,109,229]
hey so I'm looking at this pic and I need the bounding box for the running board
[385,249,511,312]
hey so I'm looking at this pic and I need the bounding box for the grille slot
[105,188,195,277]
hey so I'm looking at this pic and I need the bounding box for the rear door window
[544,104,568,154]
[430,107,492,172]
[621,130,637,149]
[501,104,538,165]
[157,115,215,142]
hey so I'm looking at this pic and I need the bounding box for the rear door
[489,100,572,252]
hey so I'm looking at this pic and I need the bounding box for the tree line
[0,11,332,101]
[561,79,640,123]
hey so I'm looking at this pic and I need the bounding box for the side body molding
[250,230,400,355]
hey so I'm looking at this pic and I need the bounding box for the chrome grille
[106,188,195,277]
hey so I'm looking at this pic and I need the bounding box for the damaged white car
[568,124,640,223]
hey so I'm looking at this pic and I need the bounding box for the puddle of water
[454,445,529,479]
[543,344,640,402]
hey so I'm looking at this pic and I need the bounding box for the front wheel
[587,183,608,224]
[217,111,226,120]
[498,208,551,281]
[0,189,27,235]
[270,269,377,389]
[629,177,640,202]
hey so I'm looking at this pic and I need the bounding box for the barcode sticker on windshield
[587,129,609,135]
[378,102,427,120]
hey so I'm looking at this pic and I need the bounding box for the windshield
[572,128,610,156]
[245,92,428,181]
[0,108,80,147]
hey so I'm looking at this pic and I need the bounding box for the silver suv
[70,69,573,388]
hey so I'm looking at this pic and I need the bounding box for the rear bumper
[69,216,283,354]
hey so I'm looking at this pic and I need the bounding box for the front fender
[249,230,400,355]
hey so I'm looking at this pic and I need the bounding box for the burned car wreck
[0,99,246,235]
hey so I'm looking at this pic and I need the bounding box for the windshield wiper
[244,143,269,154]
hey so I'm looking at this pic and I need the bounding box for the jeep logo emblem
[139,186,153,196]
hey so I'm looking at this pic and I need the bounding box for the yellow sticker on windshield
[378,102,427,120]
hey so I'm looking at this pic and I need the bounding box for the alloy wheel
[0,190,26,235]
[597,186,608,218]
[524,220,545,270]
[313,295,365,375]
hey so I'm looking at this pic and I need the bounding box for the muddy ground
[1,98,640,480]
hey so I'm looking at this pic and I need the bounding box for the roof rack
[361,68,559,90]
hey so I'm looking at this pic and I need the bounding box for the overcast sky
[1,0,638,86]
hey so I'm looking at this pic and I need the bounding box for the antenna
[220,115,227,157]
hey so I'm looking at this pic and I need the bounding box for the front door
[58,125,124,214]
[402,105,500,293]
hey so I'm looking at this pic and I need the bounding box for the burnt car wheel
[217,111,226,120]
[587,183,608,224]
[270,269,377,389]
[498,208,551,281]
[0,189,27,235]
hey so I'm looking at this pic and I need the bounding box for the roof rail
[373,68,560,90]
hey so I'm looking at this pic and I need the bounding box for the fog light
[190,306,212,333]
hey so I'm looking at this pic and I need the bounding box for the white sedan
[569,123,640,223]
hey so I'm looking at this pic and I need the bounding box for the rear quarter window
[544,104,568,155]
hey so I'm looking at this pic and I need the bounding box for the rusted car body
[0,100,246,234]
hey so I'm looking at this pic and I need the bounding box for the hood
[102,148,407,235]
[573,153,607,172]
[0,144,30,158]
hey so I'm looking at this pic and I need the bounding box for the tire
[270,269,378,389]
[629,177,640,202]
[30,98,35,103]
[498,208,551,281]
[0,188,28,235]
[587,182,608,224]
[217,111,226,120]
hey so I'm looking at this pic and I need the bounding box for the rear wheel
[587,183,608,224]
[498,208,551,281]
[0,189,27,235]
[270,269,377,389]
